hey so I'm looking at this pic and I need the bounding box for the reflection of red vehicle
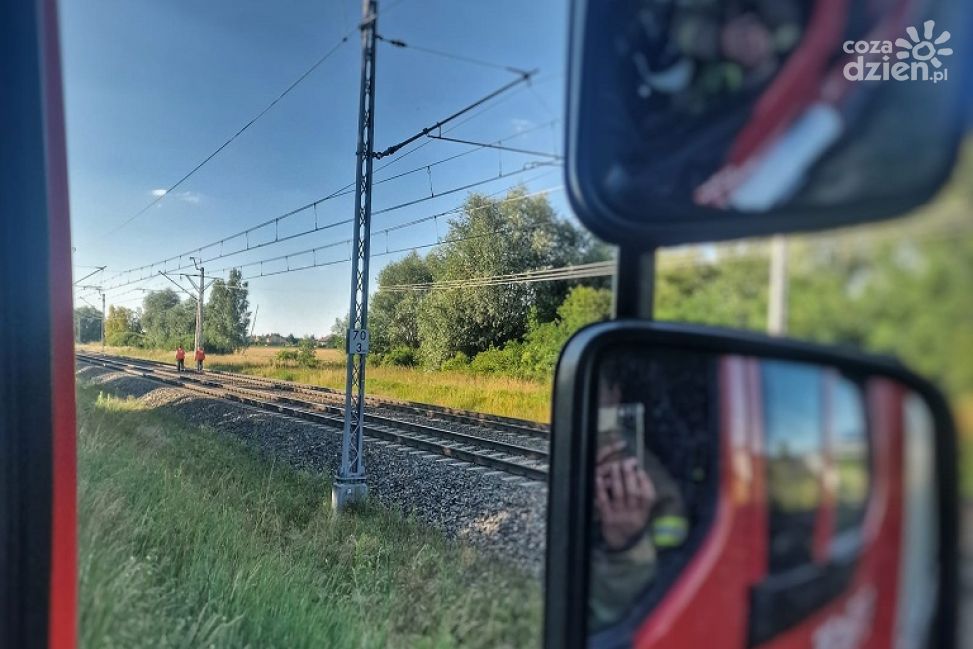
[612,357,937,649]
[696,0,916,210]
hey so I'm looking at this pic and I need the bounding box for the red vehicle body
[2,2,77,648]
[627,357,935,649]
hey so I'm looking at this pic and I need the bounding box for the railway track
[77,353,549,482]
[84,353,548,439]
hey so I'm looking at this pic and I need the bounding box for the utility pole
[79,285,106,349]
[187,257,208,351]
[767,234,788,335]
[163,261,214,351]
[249,305,259,340]
[334,0,378,510]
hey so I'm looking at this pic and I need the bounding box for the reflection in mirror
[584,346,939,648]
[588,347,718,635]
[571,0,967,237]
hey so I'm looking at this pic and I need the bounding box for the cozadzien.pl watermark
[843,20,953,83]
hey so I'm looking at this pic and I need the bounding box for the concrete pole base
[332,479,368,511]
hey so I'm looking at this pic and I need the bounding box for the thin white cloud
[175,191,201,204]
[511,118,534,133]
[148,188,201,204]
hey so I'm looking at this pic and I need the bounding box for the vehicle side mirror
[544,321,959,649]
[566,0,970,246]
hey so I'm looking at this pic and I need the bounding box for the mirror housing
[565,0,971,246]
[544,321,959,648]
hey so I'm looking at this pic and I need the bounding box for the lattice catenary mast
[334,0,378,510]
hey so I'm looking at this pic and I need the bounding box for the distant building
[248,333,287,346]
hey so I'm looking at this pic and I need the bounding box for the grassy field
[81,345,553,422]
[77,381,541,648]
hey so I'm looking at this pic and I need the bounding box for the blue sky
[62,0,571,336]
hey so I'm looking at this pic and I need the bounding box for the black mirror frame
[543,320,959,649]
[564,0,969,248]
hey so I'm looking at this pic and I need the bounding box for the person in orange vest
[175,345,186,373]
[194,347,206,373]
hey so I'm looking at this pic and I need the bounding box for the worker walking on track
[175,345,186,372]
[194,346,205,373]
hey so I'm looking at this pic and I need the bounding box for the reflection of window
[832,376,869,538]
[761,361,823,573]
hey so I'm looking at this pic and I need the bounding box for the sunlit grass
[95,392,147,412]
[76,381,541,648]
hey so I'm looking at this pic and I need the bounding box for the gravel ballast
[77,364,548,575]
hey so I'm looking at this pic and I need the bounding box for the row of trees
[74,269,252,354]
[363,178,973,400]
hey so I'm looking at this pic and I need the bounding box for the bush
[382,346,418,367]
[463,287,611,381]
[105,331,144,348]
[272,349,299,367]
[440,352,470,372]
[296,337,318,368]
[469,344,524,375]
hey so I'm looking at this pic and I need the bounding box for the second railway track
[77,353,549,482]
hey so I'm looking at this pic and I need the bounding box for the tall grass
[78,384,541,648]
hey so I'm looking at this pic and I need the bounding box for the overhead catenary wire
[377,34,531,76]
[101,119,560,289]
[210,184,565,277]
[355,73,562,179]
[96,216,973,313]
[73,266,106,286]
[426,134,563,160]
[380,260,615,291]
[373,70,537,159]
[101,164,560,292]
[380,218,973,292]
[103,28,354,235]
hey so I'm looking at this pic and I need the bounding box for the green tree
[204,269,251,354]
[141,289,195,349]
[104,305,141,346]
[655,249,768,330]
[861,237,973,395]
[417,187,602,366]
[370,252,433,353]
[329,316,348,351]
[74,306,102,343]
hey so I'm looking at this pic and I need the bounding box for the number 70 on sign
[348,329,369,354]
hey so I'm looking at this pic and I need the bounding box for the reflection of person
[600,0,811,209]
[589,412,689,631]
